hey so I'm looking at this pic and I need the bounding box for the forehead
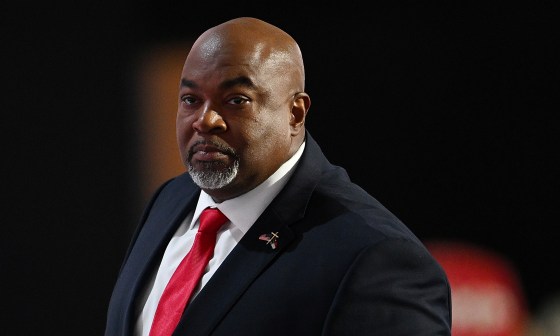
[181,33,291,90]
[180,59,261,95]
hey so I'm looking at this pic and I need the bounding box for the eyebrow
[180,76,256,90]
[219,76,256,90]
[180,79,197,89]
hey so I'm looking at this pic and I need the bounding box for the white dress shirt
[135,142,305,335]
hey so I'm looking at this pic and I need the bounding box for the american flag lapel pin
[259,232,279,250]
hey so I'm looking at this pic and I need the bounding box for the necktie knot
[198,207,228,234]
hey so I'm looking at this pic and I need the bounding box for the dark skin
[176,17,311,203]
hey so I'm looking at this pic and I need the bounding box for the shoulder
[150,172,197,200]
[139,172,199,219]
[311,171,419,240]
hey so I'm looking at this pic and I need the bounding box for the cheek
[245,119,291,159]
[176,128,187,160]
[176,123,185,143]
[176,115,193,143]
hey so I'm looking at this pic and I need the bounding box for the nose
[192,107,226,134]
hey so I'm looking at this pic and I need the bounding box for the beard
[186,140,239,189]
[188,159,239,189]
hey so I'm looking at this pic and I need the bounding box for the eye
[227,96,250,105]
[181,95,198,105]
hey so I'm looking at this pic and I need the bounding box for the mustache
[187,139,237,160]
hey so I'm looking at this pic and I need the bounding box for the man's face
[176,35,296,202]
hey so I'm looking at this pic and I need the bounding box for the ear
[290,92,311,136]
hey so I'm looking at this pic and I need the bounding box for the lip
[191,144,229,162]
[192,151,229,161]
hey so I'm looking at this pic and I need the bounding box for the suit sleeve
[323,238,452,336]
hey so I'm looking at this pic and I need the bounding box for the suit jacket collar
[116,181,200,335]
[172,131,328,335]
[116,131,328,335]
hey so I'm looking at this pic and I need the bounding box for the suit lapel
[173,133,326,336]
[119,175,199,334]
[174,210,296,336]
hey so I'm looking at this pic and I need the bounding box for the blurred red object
[426,240,528,336]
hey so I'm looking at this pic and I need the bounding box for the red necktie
[149,207,229,336]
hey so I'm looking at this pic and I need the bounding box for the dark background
[3,2,558,335]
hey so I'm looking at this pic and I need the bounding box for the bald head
[177,17,311,201]
[186,17,306,92]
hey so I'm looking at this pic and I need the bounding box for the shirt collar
[191,141,305,233]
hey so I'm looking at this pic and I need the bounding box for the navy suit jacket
[105,132,451,335]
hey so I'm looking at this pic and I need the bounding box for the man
[105,17,452,335]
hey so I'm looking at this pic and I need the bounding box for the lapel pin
[259,232,279,250]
